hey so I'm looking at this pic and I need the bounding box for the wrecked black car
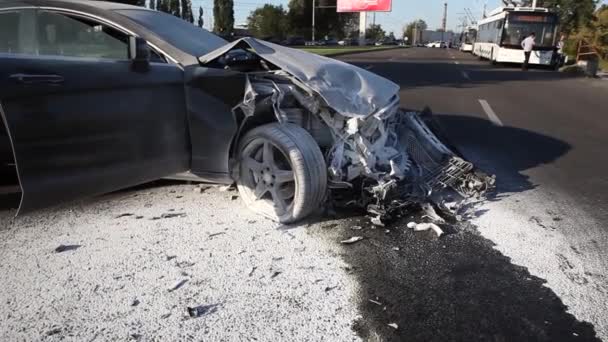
[0,0,492,223]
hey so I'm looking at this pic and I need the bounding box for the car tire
[236,123,327,224]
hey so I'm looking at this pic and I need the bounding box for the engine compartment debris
[202,38,495,224]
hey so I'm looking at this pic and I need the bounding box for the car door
[0,8,190,213]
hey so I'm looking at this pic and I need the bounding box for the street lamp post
[312,0,316,42]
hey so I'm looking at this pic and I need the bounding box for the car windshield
[115,9,227,56]
[502,14,557,47]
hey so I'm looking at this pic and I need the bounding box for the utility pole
[312,0,316,42]
[359,12,367,46]
[442,2,448,43]
[442,2,447,32]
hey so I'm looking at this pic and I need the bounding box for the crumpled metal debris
[407,222,444,237]
[206,41,494,223]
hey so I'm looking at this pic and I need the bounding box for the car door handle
[9,73,64,85]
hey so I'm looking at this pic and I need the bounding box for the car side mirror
[129,36,150,71]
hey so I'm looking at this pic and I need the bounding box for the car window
[0,11,20,53]
[0,9,37,55]
[36,11,129,59]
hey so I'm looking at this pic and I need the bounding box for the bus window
[502,14,558,47]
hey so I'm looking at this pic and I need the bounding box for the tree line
[106,0,606,54]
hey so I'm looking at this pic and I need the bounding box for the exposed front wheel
[236,123,327,223]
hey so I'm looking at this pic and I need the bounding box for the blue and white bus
[473,6,559,66]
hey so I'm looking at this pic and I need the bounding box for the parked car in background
[338,38,359,46]
[322,38,339,46]
[426,41,447,48]
[282,36,306,46]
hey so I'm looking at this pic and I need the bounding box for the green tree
[402,19,427,44]
[181,0,194,23]
[198,6,204,28]
[534,0,598,34]
[366,24,385,41]
[214,0,235,34]
[247,5,288,39]
[157,0,169,12]
[169,0,181,17]
[286,0,356,40]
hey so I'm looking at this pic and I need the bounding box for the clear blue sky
[190,0,608,37]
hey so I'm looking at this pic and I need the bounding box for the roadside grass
[298,46,402,56]
[600,58,608,71]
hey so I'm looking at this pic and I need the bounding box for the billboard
[337,0,392,12]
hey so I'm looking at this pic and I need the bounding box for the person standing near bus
[521,32,536,71]
[556,34,566,67]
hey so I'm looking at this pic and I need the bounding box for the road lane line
[479,100,503,126]
[454,61,460,64]
[461,71,471,80]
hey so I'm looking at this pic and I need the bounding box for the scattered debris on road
[54,244,81,253]
[368,299,382,306]
[168,279,188,292]
[115,213,134,218]
[371,216,385,227]
[407,222,444,237]
[207,232,226,239]
[421,203,445,224]
[350,225,363,230]
[218,185,234,192]
[151,213,187,220]
[341,236,364,245]
[131,298,140,307]
[387,323,399,330]
[187,304,219,318]
[45,327,62,336]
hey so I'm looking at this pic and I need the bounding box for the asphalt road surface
[338,47,608,341]
[1,47,607,342]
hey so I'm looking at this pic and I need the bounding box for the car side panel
[184,66,246,182]
[0,56,190,212]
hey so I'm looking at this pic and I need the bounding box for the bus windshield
[502,13,558,48]
[464,29,477,44]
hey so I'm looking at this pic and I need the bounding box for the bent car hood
[199,37,400,118]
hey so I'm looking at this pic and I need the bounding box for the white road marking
[479,99,503,126]
[364,65,374,70]
[454,61,460,65]
[461,71,471,80]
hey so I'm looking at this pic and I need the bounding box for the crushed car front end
[201,38,494,223]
